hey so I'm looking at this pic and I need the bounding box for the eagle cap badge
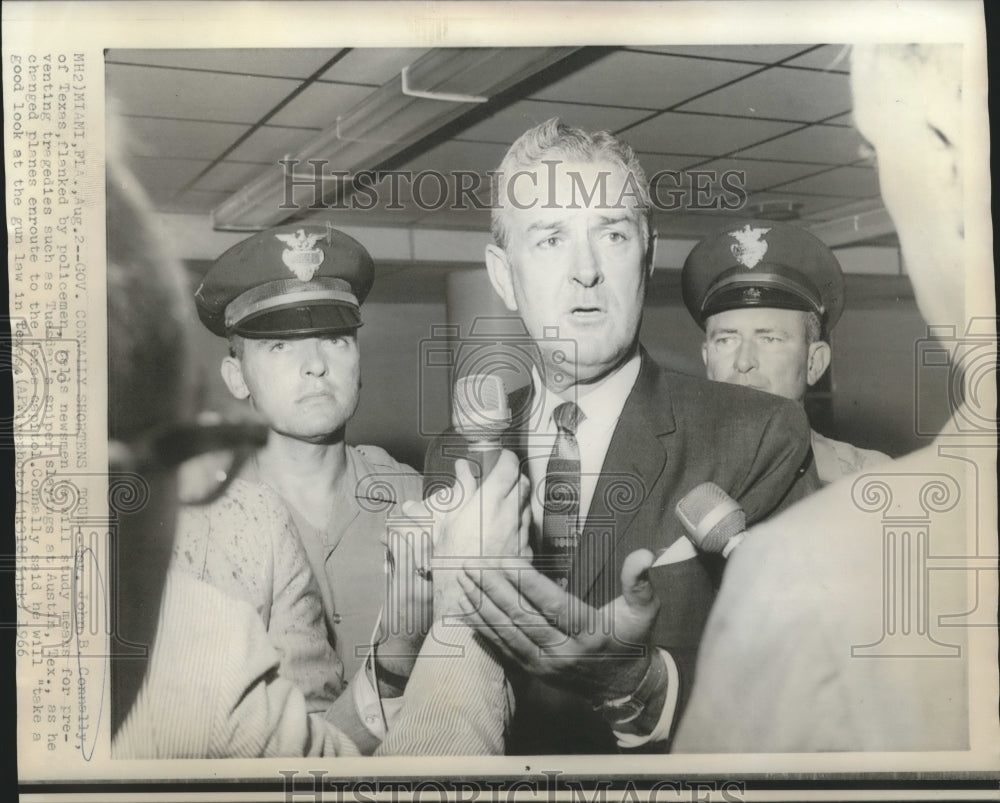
[276,229,325,282]
[728,224,772,269]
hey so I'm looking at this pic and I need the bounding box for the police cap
[194,223,375,338]
[682,221,846,331]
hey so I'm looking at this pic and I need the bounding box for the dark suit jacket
[424,349,819,753]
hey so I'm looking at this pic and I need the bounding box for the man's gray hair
[490,117,652,251]
[805,311,823,345]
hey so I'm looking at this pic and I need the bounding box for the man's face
[485,159,653,388]
[703,307,827,402]
[222,334,361,442]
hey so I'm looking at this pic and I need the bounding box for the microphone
[675,482,747,558]
[452,373,511,481]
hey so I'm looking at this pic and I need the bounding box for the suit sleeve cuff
[613,648,678,748]
[352,657,406,741]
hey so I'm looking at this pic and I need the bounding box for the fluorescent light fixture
[211,47,578,231]
[809,207,896,247]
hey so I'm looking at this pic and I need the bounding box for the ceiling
[107,44,890,242]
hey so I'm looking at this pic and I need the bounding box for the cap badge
[728,224,772,269]
[743,287,762,302]
[276,229,325,282]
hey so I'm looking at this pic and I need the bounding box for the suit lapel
[572,351,677,604]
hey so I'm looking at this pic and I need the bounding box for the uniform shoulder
[352,443,418,475]
[352,444,422,504]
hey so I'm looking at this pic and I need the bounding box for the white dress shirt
[526,353,642,530]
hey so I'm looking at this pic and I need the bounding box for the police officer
[683,220,890,484]
[194,223,425,721]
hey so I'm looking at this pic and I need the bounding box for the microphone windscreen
[675,482,747,554]
[452,374,511,438]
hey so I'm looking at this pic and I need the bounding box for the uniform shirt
[241,445,423,677]
[811,430,891,485]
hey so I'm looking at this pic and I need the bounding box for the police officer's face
[703,308,828,402]
[222,334,361,441]
[485,159,653,389]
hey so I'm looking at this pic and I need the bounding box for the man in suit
[682,220,890,484]
[674,43,992,752]
[427,118,820,753]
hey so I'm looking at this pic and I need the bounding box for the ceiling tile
[106,49,342,79]
[307,206,429,228]
[193,161,272,193]
[736,124,866,164]
[782,44,850,72]
[678,66,851,122]
[692,158,830,192]
[628,45,811,64]
[530,51,758,109]
[769,165,881,198]
[130,156,212,191]
[456,99,650,143]
[122,117,251,159]
[268,82,375,128]
[825,112,855,126]
[637,152,701,178]
[396,139,509,175]
[321,48,431,85]
[227,125,320,162]
[108,63,300,124]
[620,112,799,157]
[160,190,232,214]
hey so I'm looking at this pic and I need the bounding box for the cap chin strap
[225,277,357,330]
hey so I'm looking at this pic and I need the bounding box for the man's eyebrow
[597,213,633,226]
[525,219,566,234]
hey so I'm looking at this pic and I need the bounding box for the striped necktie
[540,401,585,583]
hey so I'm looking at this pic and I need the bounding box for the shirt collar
[531,352,641,435]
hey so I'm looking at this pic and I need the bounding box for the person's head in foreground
[107,124,198,734]
[851,44,964,329]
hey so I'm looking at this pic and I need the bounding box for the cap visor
[232,302,361,337]
[704,285,817,318]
